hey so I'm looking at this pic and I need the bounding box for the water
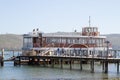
[0,52,120,80]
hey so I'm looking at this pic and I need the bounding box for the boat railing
[39,48,55,56]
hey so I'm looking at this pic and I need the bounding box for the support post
[43,59,46,67]
[14,60,17,66]
[104,60,108,73]
[80,60,82,71]
[117,61,119,73]
[70,59,72,70]
[90,60,94,73]
[28,57,31,65]
[104,41,110,73]
[1,61,3,66]
[102,61,105,71]
[37,58,40,65]
[1,48,4,66]
[60,59,63,69]
[51,59,54,68]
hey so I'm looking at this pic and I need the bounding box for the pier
[14,53,120,73]
[0,48,120,73]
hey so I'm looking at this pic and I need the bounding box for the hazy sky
[0,0,120,34]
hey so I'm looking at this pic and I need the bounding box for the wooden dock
[1,48,120,73]
[14,55,120,73]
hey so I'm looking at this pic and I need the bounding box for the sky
[0,0,120,34]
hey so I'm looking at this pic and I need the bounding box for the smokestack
[37,28,39,31]
[33,29,35,34]
[33,29,35,32]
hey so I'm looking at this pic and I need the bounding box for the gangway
[4,56,16,61]
[39,48,55,56]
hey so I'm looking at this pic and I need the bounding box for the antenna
[89,16,91,27]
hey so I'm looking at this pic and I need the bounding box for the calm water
[0,52,120,80]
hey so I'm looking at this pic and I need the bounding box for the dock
[14,54,120,73]
[0,49,120,73]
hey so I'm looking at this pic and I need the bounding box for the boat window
[23,37,33,48]
[61,38,66,43]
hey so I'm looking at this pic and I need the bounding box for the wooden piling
[28,57,31,65]
[43,59,46,67]
[90,60,94,73]
[51,59,54,68]
[102,61,105,71]
[60,59,63,69]
[80,60,82,71]
[117,61,119,73]
[1,48,4,66]
[37,58,40,65]
[105,60,108,73]
[1,61,3,66]
[14,60,17,66]
[69,59,72,70]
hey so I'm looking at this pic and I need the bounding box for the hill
[105,34,120,49]
[0,34,23,50]
[0,34,120,50]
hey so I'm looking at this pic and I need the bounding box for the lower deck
[14,55,120,73]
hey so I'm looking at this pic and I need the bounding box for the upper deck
[23,27,106,39]
[42,32,106,39]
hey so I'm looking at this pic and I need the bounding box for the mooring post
[37,58,40,65]
[104,60,108,73]
[90,50,94,73]
[117,61,119,73]
[28,57,31,65]
[80,60,82,71]
[51,59,54,68]
[14,61,16,66]
[1,61,3,66]
[1,48,4,66]
[80,50,82,71]
[90,60,94,73]
[43,59,46,67]
[102,61,105,71]
[104,40,110,73]
[60,59,63,69]
[70,59,72,70]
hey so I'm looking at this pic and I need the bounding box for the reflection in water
[0,61,120,80]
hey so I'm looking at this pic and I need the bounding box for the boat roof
[23,32,106,38]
